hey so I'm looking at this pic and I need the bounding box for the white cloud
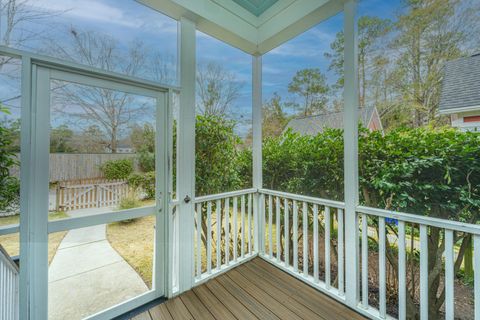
[28,0,149,29]
[269,42,325,58]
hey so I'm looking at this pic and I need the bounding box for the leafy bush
[0,107,20,211]
[101,159,134,180]
[195,115,242,196]
[0,177,20,212]
[117,197,142,223]
[137,151,155,172]
[119,197,142,210]
[127,171,155,199]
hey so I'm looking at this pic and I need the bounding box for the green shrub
[119,197,142,210]
[0,176,20,211]
[137,151,155,172]
[118,197,142,223]
[0,107,20,211]
[101,159,134,180]
[127,171,156,199]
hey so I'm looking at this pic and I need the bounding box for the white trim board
[438,105,480,115]
[137,0,345,55]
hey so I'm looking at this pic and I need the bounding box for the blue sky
[1,0,401,137]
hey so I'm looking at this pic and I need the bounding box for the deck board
[192,285,237,320]
[134,258,366,320]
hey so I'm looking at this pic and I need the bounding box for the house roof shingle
[283,107,375,136]
[439,54,480,113]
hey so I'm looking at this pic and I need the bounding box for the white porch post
[177,17,196,293]
[252,55,263,253]
[343,0,360,308]
[19,60,50,319]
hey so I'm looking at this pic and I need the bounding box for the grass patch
[106,215,155,288]
[0,214,20,226]
[106,205,258,288]
[0,211,69,264]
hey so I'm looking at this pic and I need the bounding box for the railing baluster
[474,235,480,320]
[248,193,252,254]
[338,208,344,295]
[269,195,273,257]
[216,199,221,270]
[325,206,331,289]
[276,197,281,262]
[233,197,238,262]
[303,202,308,276]
[284,198,289,267]
[293,200,298,272]
[398,221,406,320]
[225,197,230,265]
[196,203,202,278]
[361,213,369,308]
[420,224,428,320]
[313,204,319,283]
[207,201,212,274]
[261,193,265,253]
[379,216,386,318]
[241,195,245,258]
[445,229,454,320]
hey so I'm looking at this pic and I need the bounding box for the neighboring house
[283,106,383,136]
[116,144,135,154]
[439,53,480,132]
[104,143,135,154]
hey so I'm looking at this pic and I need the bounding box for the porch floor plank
[137,258,366,320]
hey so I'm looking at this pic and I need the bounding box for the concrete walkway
[48,208,148,320]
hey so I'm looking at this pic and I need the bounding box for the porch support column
[19,59,50,319]
[252,55,263,253]
[343,0,360,307]
[177,17,196,293]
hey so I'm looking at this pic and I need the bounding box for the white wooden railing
[2,187,477,320]
[257,189,347,301]
[357,206,480,320]
[0,245,19,320]
[250,189,480,320]
[193,188,257,285]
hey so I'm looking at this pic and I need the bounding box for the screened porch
[0,1,479,320]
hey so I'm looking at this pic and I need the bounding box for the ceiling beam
[137,0,343,55]
[257,0,344,54]
[138,0,259,54]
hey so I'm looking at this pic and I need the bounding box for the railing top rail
[259,188,345,209]
[0,223,19,236]
[0,244,19,273]
[194,188,257,203]
[357,205,480,235]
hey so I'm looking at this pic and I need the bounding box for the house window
[463,115,480,122]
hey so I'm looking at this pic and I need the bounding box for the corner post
[252,55,263,253]
[177,17,196,293]
[343,0,360,308]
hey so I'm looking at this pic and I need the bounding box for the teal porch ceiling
[231,0,279,16]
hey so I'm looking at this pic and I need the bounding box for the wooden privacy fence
[56,179,130,211]
[9,153,138,182]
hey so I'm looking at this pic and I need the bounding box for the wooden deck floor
[132,258,366,320]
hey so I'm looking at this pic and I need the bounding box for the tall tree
[391,0,478,127]
[262,93,289,138]
[50,125,75,153]
[49,29,159,153]
[325,16,392,108]
[196,62,242,117]
[72,125,108,153]
[288,68,329,116]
